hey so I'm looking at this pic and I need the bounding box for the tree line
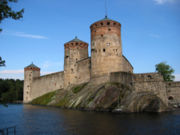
[0,79,23,103]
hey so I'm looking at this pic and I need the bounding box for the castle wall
[109,72,168,105]
[76,57,91,85]
[110,72,133,86]
[30,71,64,101]
[166,81,180,105]
[133,73,168,105]
[122,55,133,73]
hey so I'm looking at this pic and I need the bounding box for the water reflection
[0,104,180,135]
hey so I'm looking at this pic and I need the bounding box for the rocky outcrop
[32,81,169,113]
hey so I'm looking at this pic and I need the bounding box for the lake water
[0,104,180,135]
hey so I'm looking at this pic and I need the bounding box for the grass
[55,97,68,107]
[72,83,87,94]
[31,91,56,105]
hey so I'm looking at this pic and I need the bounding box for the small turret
[23,63,40,103]
[64,36,89,88]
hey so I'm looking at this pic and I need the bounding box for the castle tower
[23,63,40,103]
[64,36,89,88]
[90,16,123,78]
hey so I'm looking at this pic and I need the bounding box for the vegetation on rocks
[72,83,87,94]
[31,91,56,105]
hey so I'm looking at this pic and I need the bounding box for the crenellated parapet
[64,41,88,49]
[90,17,121,41]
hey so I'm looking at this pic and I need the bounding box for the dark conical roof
[65,36,88,44]
[91,16,120,26]
[25,62,40,69]
[99,15,111,21]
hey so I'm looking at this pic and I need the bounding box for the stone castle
[23,16,180,108]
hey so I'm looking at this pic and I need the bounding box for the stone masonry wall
[90,19,123,78]
[122,55,133,73]
[109,72,168,105]
[76,57,91,85]
[64,40,88,88]
[166,81,180,105]
[30,71,64,101]
[133,73,168,105]
[110,72,133,86]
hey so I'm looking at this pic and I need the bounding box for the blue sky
[0,0,180,80]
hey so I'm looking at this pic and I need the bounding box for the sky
[0,0,180,81]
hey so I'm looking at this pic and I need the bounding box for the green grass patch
[72,83,87,94]
[55,93,70,107]
[31,91,56,105]
[55,98,68,107]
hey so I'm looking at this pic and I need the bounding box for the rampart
[31,71,64,100]
[133,73,168,104]
[110,72,168,105]
[166,81,180,105]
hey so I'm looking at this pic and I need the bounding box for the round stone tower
[23,63,40,103]
[64,36,88,88]
[90,16,123,78]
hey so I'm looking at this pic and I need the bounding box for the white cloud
[174,74,180,81]
[0,70,24,74]
[154,0,176,4]
[13,32,47,39]
[0,69,24,80]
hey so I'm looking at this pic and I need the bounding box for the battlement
[64,42,88,49]
[90,18,121,41]
[166,81,180,87]
[64,36,88,49]
[133,73,164,82]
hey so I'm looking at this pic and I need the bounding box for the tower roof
[65,36,88,44]
[93,16,120,24]
[24,62,40,70]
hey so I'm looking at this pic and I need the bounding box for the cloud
[0,69,24,80]
[0,70,24,74]
[0,69,56,80]
[174,74,180,81]
[154,0,176,5]
[13,32,47,39]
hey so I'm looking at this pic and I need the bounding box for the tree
[0,56,5,66]
[155,62,175,81]
[0,79,23,104]
[0,0,24,31]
